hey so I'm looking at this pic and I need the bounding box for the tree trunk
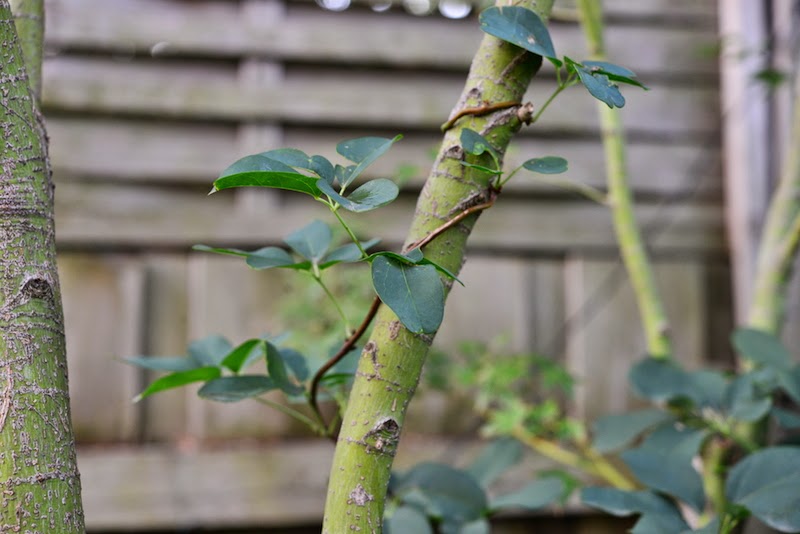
[322,1,554,531]
[0,1,85,531]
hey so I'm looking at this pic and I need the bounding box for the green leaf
[266,341,303,395]
[777,366,800,403]
[581,488,690,531]
[582,60,648,89]
[124,356,199,372]
[576,65,626,108]
[592,409,675,453]
[213,155,321,197]
[772,407,800,429]
[188,335,233,367]
[490,477,564,511]
[620,425,707,511]
[384,505,433,534]
[732,328,792,371]
[458,519,491,534]
[395,462,487,522]
[192,244,250,258]
[283,219,332,264]
[368,250,463,285]
[336,135,402,188]
[371,256,444,334]
[245,247,302,270]
[197,375,276,402]
[628,358,689,403]
[220,339,264,374]
[460,129,497,157]
[725,368,777,421]
[322,238,380,266]
[522,156,568,175]
[726,446,800,532]
[317,178,399,212]
[479,6,557,60]
[134,366,221,402]
[466,438,523,488]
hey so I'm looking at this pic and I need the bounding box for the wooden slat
[53,183,724,252]
[59,254,145,442]
[42,57,719,135]
[45,0,718,77]
[564,259,706,420]
[48,118,722,197]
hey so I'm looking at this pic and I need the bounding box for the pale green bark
[9,0,42,101]
[746,85,800,334]
[0,2,85,531]
[577,0,672,359]
[322,1,555,531]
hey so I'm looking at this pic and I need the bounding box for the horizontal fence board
[54,183,724,252]
[45,0,717,76]
[42,57,719,135]
[78,438,569,530]
[49,118,722,197]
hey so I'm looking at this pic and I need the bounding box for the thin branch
[404,197,497,252]
[441,100,522,132]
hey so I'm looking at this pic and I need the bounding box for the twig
[309,295,382,440]
[404,196,497,252]
[441,100,522,132]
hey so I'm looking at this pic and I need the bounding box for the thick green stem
[577,0,673,359]
[9,0,42,102]
[0,3,85,530]
[322,1,554,531]
[746,86,800,334]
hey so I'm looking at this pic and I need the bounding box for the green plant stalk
[0,2,85,530]
[9,0,42,101]
[577,0,672,359]
[322,1,554,530]
[312,274,353,335]
[746,86,800,334]
[700,437,728,523]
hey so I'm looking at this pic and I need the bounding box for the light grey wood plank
[53,183,724,252]
[42,57,719,135]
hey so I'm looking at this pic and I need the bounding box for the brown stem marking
[441,100,522,132]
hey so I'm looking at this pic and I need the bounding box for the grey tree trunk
[0,1,85,531]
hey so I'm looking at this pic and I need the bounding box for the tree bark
[322,1,555,531]
[0,2,85,531]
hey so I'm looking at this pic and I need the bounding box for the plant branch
[441,100,523,132]
[403,195,498,253]
[577,0,673,359]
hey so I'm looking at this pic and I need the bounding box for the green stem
[313,274,353,336]
[701,438,729,516]
[253,396,323,433]
[322,2,555,531]
[530,82,569,124]
[577,0,673,359]
[331,206,368,259]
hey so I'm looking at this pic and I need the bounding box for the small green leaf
[220,339,264,374]
[726,446,800,531]
[621,425,707,512]
[628,358,690,403]
[592,409,675,453]
[732,328,792,370]
[192,244,250,258]
[368,250,462,285]
[460,129,497,157]
[384,505,433,534]
[214,155,321,197]
[258,148,313,169]
[582,60,636,78]
[124,356,199,372]
[317,178,399,212]
[490,477,565,511]
[458,519,491,534]
[266,341,303,395]
[479,6,557,59]
[576,65,626,108]
[395,462,487,523]
[197,375,276,402]
[522,156,568,174]
[467,438,523,488]
[772,407,800,429]
[581,488,690,531]
[371,256,444,334]
[777,366,800,403]
[283,220,332,264]
[279,347,310,382]
[336,135,402,188]
[322,238,380,266]
[725,368,777,421]
[134,366,221,402]
[188,335,233,367]
[245,247,301,270]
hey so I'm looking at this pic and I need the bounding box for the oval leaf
[726,446,800,532]
[214,155,321,197]
[479,6,557,59]
[581,487,689,530]
[266,341,303,395]
[197,375,276,403]
[467,438,523,488]
[134,366,221,402]
[318,178,399,213]
[220,339,264,374]
[396,462,487,522]
[490,477,565,511]
[283,220,332,263]
[336,135,402,188]
[322,238,380,266]
[576,66,626,108]
[245,247,300,270]
[384,505,433,534]
[592,409,675,453]
[732,328,791,370]
[188,335,233,367]
[522,156,568,174]
[371,256,444,334]
[460,128,497,157]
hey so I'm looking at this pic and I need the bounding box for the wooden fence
[39,0,745,530]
